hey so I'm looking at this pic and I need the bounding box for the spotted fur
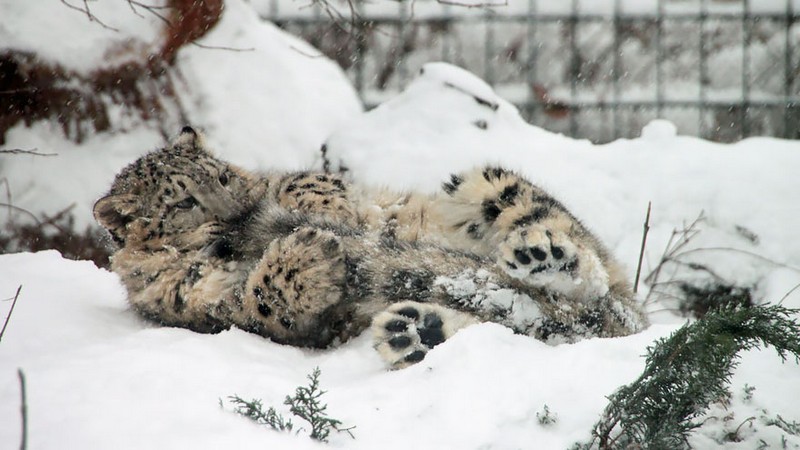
[95,128,647,369]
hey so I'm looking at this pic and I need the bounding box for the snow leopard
[94,127,647,368]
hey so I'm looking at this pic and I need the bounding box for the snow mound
[176,0,363,171]
[0,0,165,74]
[323,62,800,313]
[0,0,362,229]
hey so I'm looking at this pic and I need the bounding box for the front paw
[498,225,609,300]
[177,221,222,250]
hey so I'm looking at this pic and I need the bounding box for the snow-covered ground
[1,251,798,449]
[1,1,800,449]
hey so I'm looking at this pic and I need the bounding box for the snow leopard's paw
[371,301,478,369]
[498,224,609,300]
[174,221,223,250]
[242,227,348,346]
[273,172,359,226]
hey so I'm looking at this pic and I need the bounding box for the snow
[2,1,800,448]
[0,0,166,74]
[323,62,800,306]
[0,0,362,228]
[1,252,797,448]
[175,0,363,171]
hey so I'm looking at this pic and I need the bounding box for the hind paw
[498,225,609,299]
[371,301,478,369]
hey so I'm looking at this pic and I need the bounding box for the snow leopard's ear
[170,126,208,154]
[93,193,139,244]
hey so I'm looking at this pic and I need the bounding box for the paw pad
[499,226,580,282]
[371,301,478,369]
[497,224,611,300]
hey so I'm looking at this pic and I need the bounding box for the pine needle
[583,305,800,449]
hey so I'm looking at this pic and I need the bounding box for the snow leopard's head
[94,127,261,248]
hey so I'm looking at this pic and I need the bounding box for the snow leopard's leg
[111,243,240,334]
[436,166,613,302]
[371,301,479,369]
[269,171,360,226]
[238,227,355,348]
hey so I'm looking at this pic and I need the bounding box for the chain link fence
[255,0,799,143]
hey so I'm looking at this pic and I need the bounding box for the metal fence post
[742,0,751,138]
[785,0,795,139]
[569,0,579,138]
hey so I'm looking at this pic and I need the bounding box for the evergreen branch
[226,367,354,442]
[763,414,800,436]
[228,396,294,432]
[582,305,800,449]
[285,367,355,442]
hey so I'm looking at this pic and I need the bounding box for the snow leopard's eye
[218,172,229,186]
[174,196,198,209]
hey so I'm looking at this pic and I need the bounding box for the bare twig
[443,81,499,110]
[190,42,255,52]
[641,209,800,311]
[778,282,800,305]
[0,149,57,157]
[669,260,727,283]
[643,212,705,286]
[18,368,27,450]
[38,204,78,235]
[729,416,756,441]
[1,178,11,218]
[633,201,651,294]
[437,0,508,8]
[646,307,684,315]
[289,45,325,58]
[305,0,361,36]
[60,0,120,32]
[0,286,22,343]
[127,0,173,26]
[0,204,41,225]
[0,88,40,95]
[643,211,706,305]
[674,247,800,274]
